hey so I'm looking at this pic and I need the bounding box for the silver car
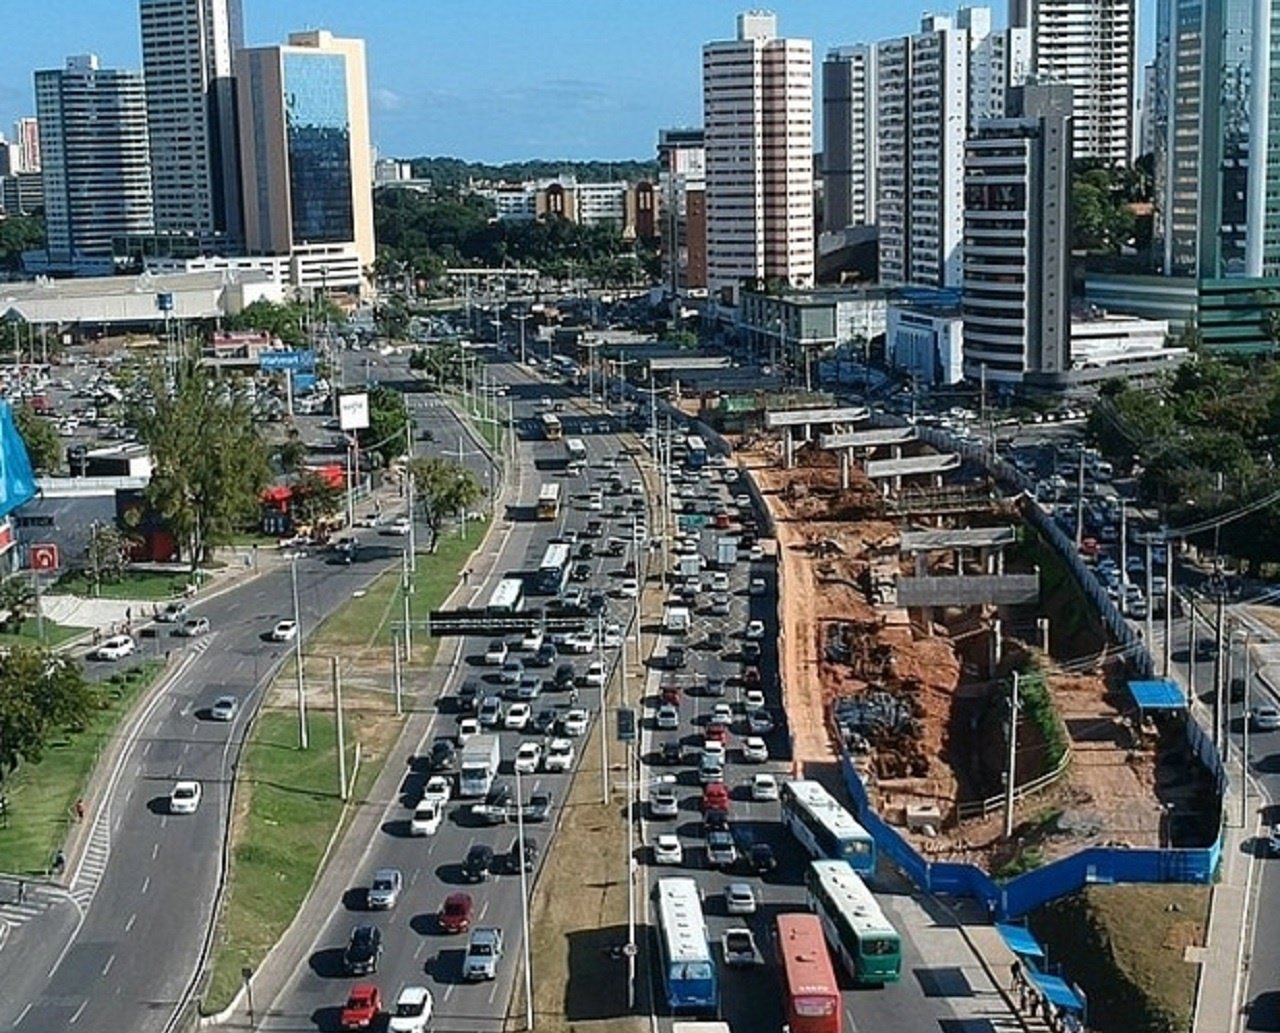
[367,867,403,910]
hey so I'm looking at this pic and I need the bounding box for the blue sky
[0,1,1155,163]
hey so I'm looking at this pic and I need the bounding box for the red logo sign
[30,543,59,571]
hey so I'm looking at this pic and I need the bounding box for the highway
[256,355,648,1030]
[0,348,480,1033]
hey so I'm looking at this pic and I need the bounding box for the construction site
[730,410,1218,875]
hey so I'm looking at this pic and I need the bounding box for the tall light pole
[291,555,308,749]
[514,763,535,1030]
[514,312,532,366]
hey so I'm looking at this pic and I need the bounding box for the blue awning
[996,923,1045,959]
[1029,970,1086,1012]
[1128,678,1186,710]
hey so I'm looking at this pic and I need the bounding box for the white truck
[458,735,502,798]
[663,604,691,634]
[714,536,738,569]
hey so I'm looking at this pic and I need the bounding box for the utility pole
[1242,632,1252,827]
[1144,539,1154,650]
[1163,541,1174,677]
[332,657,348,800]
[1075,452,1086,550]
[292,557,308,749]
[1214,588,1227,751]
[402,550,413,662]
[1003,671,1020,839]
[598,611,609,805]
[392,630,404,716]
[1187,600,1197,703]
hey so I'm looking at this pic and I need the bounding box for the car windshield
[470,943,493,956]
[373,878,393,891]
[396,1001,424,1016]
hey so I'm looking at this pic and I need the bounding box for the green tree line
[404,157,656,191]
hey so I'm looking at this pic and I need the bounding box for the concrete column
[1038,617,1050,653]
[840,450,850,490]
[916,551,928,577]
[783,427,794,469]
[996,548,1005,576]
[992,617,1003,672]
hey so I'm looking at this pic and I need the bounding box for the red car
[705,721,730,744]
[701,782,730,812]
[339,983,382,1030]
[660,682,682,706]
[439,892,474,934]
[742,665,761,688]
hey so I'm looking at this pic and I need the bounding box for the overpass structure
[865,452,960,494]
[819,426,920,489]
[764,405,869,468]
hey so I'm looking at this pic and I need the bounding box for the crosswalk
[0,881,71,932]
[69,805,111,911]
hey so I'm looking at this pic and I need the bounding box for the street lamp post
[514,764,535,1030]
[291,555,308,749]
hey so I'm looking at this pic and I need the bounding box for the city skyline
[0,0,1158,163]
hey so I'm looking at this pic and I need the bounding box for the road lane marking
[101,953,115,976]
[14,1004,32,1026]
[443,985,455,1001]
[151,843,160,860]
[69,1000,87,1024]
[140,876,150,894]
[125,912,137,932]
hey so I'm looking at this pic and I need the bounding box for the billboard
[0,400,38,518]
[339,392,370,431]
[259,350,316,372]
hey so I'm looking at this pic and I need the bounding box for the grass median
[0,618,88,650]
[52,569,193,600]
[201,520,489,1014]
[0,661,163,875]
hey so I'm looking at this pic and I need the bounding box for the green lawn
[51,569,194,601]
[0,619,89,649]
[312,516,492,664]
[202,708,379,1013]
[0,662,163,875]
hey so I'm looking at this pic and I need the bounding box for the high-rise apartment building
[821,45,877,233]
[875,9,1030,289]
[963,82,1074,385]
[11,118,40,173]
[139,0,245,246]
[702,11,814,305]
[1010,0,1136,164]
[1152,0,1280,279]
[34,55,154,271]
[236,30,374,294]
[657,127,708,292]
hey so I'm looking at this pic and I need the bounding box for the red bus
[776,913,842,1033]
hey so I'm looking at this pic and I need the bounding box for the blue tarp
[0,400,37,518]
[1128,678,1186,710]
[996,922,1045,959]
[1030,970,1087,1012]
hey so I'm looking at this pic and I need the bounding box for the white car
[702,740,727,763]
[505,702,532,731]
[710,702,734,725]
[656,704,680,731]
[514,741,543,774]
[388,985,434,1033]
[750,773,779,801]
[725,882,757,915]
[601,623,623,649]
[422,775,452,807]
[748,577,766,596]
[93,634,137,661]
[584,661,606,688]
[270,620,298,642]
[484,639,508,666]
[169,780,202,814]
[410,798,443,836]
[744,619,765,640]
[156,601,188,623]
[652,834,684,866]
[743,689,766,711]
[748,544,765,562]
[520,627,544,652]
[741,737,769,764]
[649,783,679,818]
[561,632,595,654]
[1252,704,1280,731]
[619,578,640,598]
[456,716,480,743]
[561,708,589,736]
[544,738,575,773]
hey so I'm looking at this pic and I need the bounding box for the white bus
[486,577,525,614]
[564,437,587,469]
[805,860,902,985]
[780,779,876,874]
[654,877,718,1015]
[536,543,572,595]
[535,482,562,521]
[540,411,563,441]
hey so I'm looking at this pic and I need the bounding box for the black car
[486,782,512,809]
[571,562,592,582]
[587,591,607,616]
[533,707,559,734]
[427,737,457,772]
[507,836,539,873]
[554,663,576,690]
[523,790,553,823]
[343,924,383,975]
[704,807,730,832]
[706,630,725,652]
[748,843,778,874]
[741,641,761,663]
[529,643,558,668]
[463,844,495,882]
[577,542,595,560]
[456,679,482,713]
[667,646,687,670]
[660,740,683,766]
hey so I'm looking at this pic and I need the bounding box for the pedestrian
[74,799,86,822]
[570,687,579,706]
[17,879,25,904]
[92,628,101,646]
[1017,983,1028,1012]
[125,606,132,622]
[1029,993,1041,1017]
[52,849,65,876]
[1010,959,1022,988]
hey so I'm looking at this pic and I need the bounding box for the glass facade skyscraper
[282,52,354,245]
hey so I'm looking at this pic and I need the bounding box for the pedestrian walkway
[0,880,66,930]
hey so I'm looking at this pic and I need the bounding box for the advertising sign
[338,392,370,431]
[292,372,317,393]
[259,350,316,372]
[30,543,59,571]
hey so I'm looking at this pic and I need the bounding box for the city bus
[535,482,562,521]
[654,877,718,1015]
[775,913,842,1033]
[564,437,587,469]
[535,543,572,595]
[486,577,526,614]
[780,780,876,875]
[685,435,707,468]
[540,411,563,441]
[805,860,902,986]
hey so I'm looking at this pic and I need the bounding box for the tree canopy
[0,645,96,780]
[14,402,61,473]
[407,456,485,550]
[404,157,656,191]
[0,215,44,272]
[353,385,412,467]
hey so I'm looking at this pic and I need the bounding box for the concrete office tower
[821,45,878,232]
[1152,0,1280,278]
[702,11,815,305]
[1010,0,1137,164]
[876,8,1029,289]
[236,31,375,294]
[12,118,40,173]
[657,127,708,292]
[962,82,1074,385]
[140,0,244,245]
[34,55,154,271]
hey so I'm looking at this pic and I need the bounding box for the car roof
[349,982,379,996]
[444,891,473,907]
[396,985,431,1005]
[174,780,199,791]
[373,867,399,880]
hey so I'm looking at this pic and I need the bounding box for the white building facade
[703,11,814,305]
[886,303,966,385]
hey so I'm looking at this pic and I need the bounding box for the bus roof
[784,780,872,839]
[809,860,896,937]
[655,878,712,964]
[776,913,840,996]
[539,542,571,568]
[487,577,524,609]
[540,411,561,424]
[537,482,561,501]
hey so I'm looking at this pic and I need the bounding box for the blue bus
[780,779,876,875]
[685,435,707,468]
[654,877,718,1014]
[535,543,572,595]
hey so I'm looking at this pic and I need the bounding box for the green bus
[805,859,902,985]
